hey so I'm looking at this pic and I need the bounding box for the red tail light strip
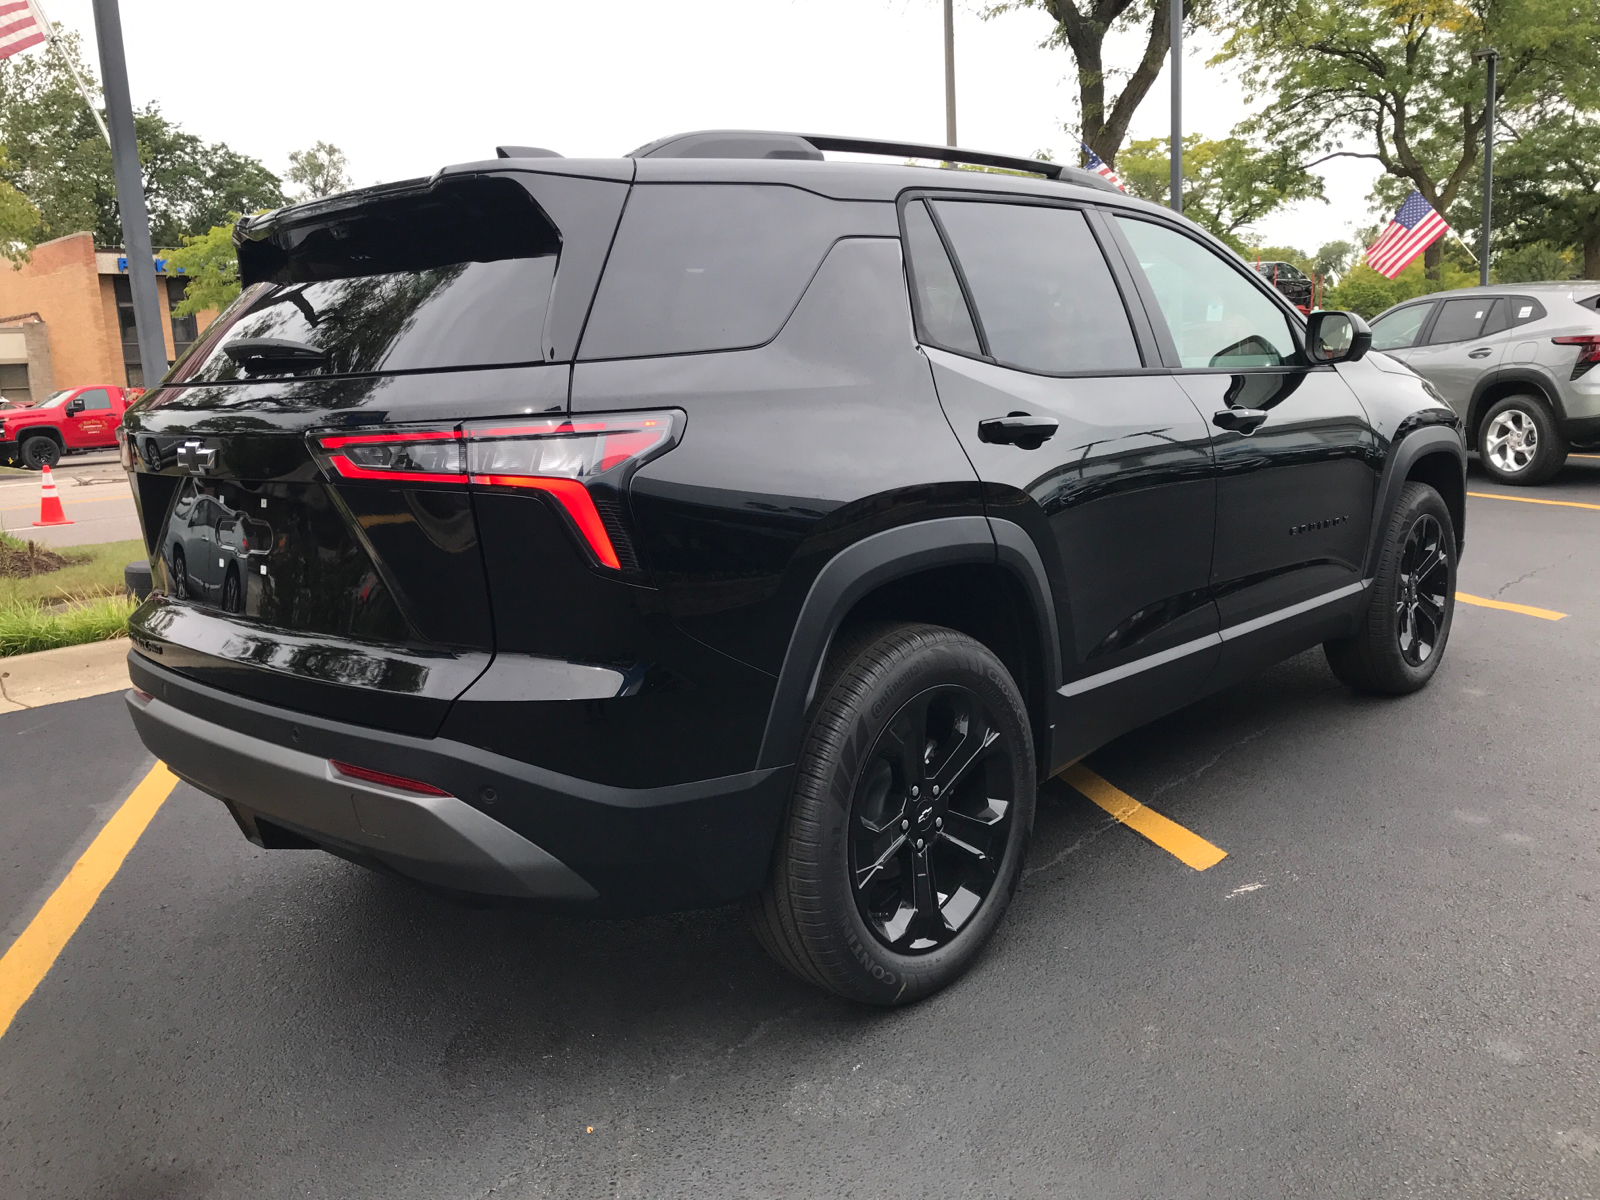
[318,430,463,448]
[323,456,460,484]
[330,759,452,796]
[469,474,622,569]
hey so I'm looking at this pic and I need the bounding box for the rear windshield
[172,176,560,382]
[577,184,871,360]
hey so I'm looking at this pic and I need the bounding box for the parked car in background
[121,130,1465,1005]
[1251,260,1313,311]
[1369,283,1600,485]
[0,384,138,469]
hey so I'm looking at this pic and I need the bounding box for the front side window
[77,388,112,410]
[1115,217,1297,369]
[931,200,1140,374]
[1370,304,1432,351]
[1428,297,1496,344]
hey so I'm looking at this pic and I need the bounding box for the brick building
[0,231,219,404]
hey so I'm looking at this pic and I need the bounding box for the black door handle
[978,411,1058,450]
[1212,407,1270,435]
[1468,347,1492,359]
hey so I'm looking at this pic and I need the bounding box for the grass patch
[0,594,135,657]
[0,536,147,606]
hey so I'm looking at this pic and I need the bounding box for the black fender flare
[1467,366,1565,437]
[755,515,1060,770]
[1362,423,1467,578]
[16,425,64,449]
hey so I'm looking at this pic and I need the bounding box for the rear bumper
[126,652,793,912]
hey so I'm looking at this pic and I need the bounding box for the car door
[902,195,1220,760]
[65,388,113,446]
[1404,296,1509,414]
[189,497,224,600]
[1105,213,1379,690]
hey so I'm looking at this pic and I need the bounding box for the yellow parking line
[1455,592,1567,621]
[1060,763,1227,871]
[1572,454,1600,460]
[1467,491,1600,512]
[0,763,177,1040]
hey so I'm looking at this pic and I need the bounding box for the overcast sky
[41,0,1382,253]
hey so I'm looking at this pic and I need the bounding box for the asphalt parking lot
[3,459,1598,1200]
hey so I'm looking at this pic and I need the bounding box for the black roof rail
[629,129,1120,193]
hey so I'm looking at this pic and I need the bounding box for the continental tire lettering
[845,931,896,984]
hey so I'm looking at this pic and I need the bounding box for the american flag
[1365,189,1450,279]
[1081,143,1126,193]
[0,0,44,61]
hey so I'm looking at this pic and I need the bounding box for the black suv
[121,131,1467,1005]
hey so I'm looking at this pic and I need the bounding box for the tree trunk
[1586,233,1600,281]
[1423,240,1442,282]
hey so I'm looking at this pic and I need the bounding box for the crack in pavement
[1492,550,1579,598]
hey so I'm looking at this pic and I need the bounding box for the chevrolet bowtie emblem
[175,439,217,475]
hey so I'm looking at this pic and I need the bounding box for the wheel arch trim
[755,515,1058,771]
[1364,425,1467,578]
[1467,367,1564,436]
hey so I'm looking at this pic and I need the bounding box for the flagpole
[26,1,111,148]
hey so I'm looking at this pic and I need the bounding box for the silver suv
[1369,283,1600,484]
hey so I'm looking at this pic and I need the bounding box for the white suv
[1369,283,1600,484]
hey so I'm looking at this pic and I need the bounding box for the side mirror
[66,396,84,414]
[1305,310,1372,365]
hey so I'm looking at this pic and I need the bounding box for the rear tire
[170,548,189,600]
[1478,394,1566,486]
[1324,481,1456,694]
[746,623,1036,1005]
[20,435,59,470]
[223,567,242,613]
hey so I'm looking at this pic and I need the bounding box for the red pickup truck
[0,385,138,470]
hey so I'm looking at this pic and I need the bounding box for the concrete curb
[0,638,131,712]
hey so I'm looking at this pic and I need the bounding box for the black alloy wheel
[20,435,59,470]
[170,548,189,600]
[1324,481,1455,694]
[850,685,1016,953]
[1394,513,1448,667]
[747,623,1036,1005]
[222,568,243,614]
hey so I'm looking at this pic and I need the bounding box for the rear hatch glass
[171,175,561,383]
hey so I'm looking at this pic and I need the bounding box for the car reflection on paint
[164,479,272,614]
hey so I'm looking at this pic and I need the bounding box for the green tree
[165,219,242,317]
[986,0,1207,166]
[1491,241,1576,282]
[0,153,41,264]
[1494,112,1600,279]
[286,141,351,200]
[1118,134,1323,248]
[1325,256,1478,317]
[1218,0,1600,280]
[0,35,284,248]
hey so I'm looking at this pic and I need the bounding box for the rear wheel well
[831,564,1051,773]
[1469,380,1558,444]
[1405,450,1465,550]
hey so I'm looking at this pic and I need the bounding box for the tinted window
[180,176,561,381]
[1370,304,1431,351]
[581,184,867,359]
[932,201,1140,373]
[77,388,112,410]
[902,201,982,356]
[1480,298,1511,336]
[1427,298,1496,344]
[1509,296,1548,324]
[1116,217,1296,368]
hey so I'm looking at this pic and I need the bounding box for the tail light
[1553,335,1600,379]
[311,411,682,571]
[330,759,451,796]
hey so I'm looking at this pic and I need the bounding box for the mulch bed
[0,538,73,579]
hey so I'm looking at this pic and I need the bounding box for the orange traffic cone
[32,464,72,527]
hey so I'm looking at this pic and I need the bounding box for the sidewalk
[0,639,132,712]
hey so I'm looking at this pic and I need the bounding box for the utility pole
[1473,47,1499,287]
[1169,0,1182,213]
[944,0,957,148]
[91,0,167,388]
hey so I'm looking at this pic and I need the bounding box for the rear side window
[902,201,981,356]
[579,184,865,360]
[1427,297,1495,344]
[932,200,1140,374]
[176,176,561,381]
[1370,304,1431,351]
[1508,296,1548,324]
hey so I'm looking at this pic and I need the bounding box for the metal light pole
[1169,0,1182,213]
[1473,47,1499,287]
[944,0,957,147]
[91,0,167,387]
